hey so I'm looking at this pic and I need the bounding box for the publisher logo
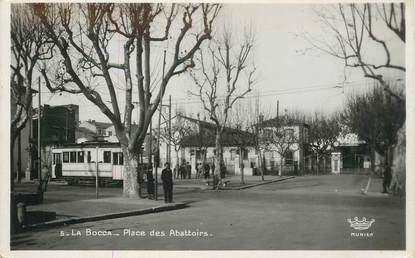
[347,217,375,230]
[347,217,375,238]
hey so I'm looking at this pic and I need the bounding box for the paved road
[11,174,405,250]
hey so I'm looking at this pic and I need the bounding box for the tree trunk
[258,150,264,181]
[17,132,22,183]
[240,146,245,184]
[363,144,376,194]
[279,158,283,177]
[214,131,222,188]
[175,150,180,167]
[390,123,405,195]
[122,147,140,198]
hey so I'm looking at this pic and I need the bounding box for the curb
[225,176,295,190]
[23,202,187,230]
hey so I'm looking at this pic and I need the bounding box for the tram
[51,142,148,185]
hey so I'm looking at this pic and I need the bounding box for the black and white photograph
[2,0,414,256]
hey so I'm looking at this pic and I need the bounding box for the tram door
[52,152,62,178]
[112,152,124,180]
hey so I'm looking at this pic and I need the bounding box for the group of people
[196,162,215,179]
[174,162,192,179]
[145,162,174,203]
[145,160,227,203]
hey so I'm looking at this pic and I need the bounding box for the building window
[284,151,293,165]
[77,151,84,163]
[103,151,111,163]
[70,151,77,163]
[242,148,248,160]
[112,152,124,165]
[63,152,69,163]
[230,149,236,161]
[285,128,295,138]
[196,149,205,160]
[108,131,112,136]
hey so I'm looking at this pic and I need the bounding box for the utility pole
[149,118,153,185]
[277,99,279,122]
[26,104,32,181]
[155,50,167,200]
[168,95,172,164]
[95,146,99,199]
[37,77,42,195]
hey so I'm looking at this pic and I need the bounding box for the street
[11,174,405,250]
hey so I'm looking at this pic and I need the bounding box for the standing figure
[146,170,155,199]
[196,163,203,179]
[173,164,179,179]
[179,163,186,179]
[204,163,210,179]
[161,162,173,203]
[186,162,192,179]
[382,162,392,194]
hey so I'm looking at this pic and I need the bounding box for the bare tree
[10,4,54,189]
[189,25,256,183]
[258,116,300,177]
[227,100,258,183]
[159,113,195,168]
[308,3,405,101]
[308,3,405,194]
[33,3,221,197]
[307,112,342,174]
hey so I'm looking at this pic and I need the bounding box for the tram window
[87,151,92,163]
[70,151,77,163]
[63,152,69,163]
[113,153,118,165]
[119,152,123,165]
[77,151,84,163]
[103,151,111,163]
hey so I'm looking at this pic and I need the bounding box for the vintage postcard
[1,0,413,257]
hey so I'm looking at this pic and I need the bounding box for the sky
[34,3,405,124]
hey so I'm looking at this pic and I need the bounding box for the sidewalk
[15,175,294,231]
[21,196,185,231]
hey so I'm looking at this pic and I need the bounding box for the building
[27,104,80,179]
[76,120,113,143]
[157,115,258,176]
[332,133,382,174]
[257,116,310,175]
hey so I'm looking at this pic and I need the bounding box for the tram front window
[103,151,111,163]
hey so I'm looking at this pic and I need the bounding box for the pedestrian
[161,162,173,203]
[186,162,192,179]
[40,165,50,192]
[146,170,155,199]
[220,162,226,179]
[382,162,392,194]
[211,162,215,177]
[197,163,203,179]
[204,163,210,179]
[173,164,179,179]
[179,163,186,179]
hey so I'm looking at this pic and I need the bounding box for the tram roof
[53,141,121,149]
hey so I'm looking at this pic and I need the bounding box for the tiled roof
[178,115,256,147]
